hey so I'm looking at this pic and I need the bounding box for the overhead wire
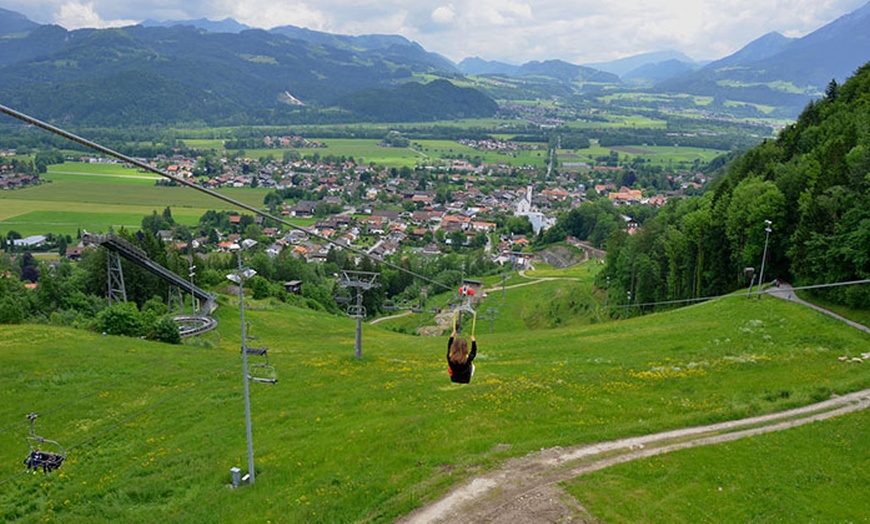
[65,361,238,453]
[0,103,454,295]
[0,356,174,438]
[603,279,870,311]
[0,361,238,488]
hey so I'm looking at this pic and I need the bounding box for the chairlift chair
[248,362,278,384]
[23,413,66,474]
[347,304,366,318]
[244,346,277,384]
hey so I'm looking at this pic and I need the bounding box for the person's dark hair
[449,337,469,364]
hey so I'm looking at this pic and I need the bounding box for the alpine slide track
[87,233,218,337]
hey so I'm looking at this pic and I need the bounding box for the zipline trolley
[453,281,480,336]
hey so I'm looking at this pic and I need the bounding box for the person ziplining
[447,284,478,384]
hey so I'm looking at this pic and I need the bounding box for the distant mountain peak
[585,50,698,77]
[0,7,41,35]
[458,57,519,76]
[705,31,793,69]
[140,17,252,33]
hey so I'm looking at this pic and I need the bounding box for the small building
[12,235,47,248]
[283,280,303,294]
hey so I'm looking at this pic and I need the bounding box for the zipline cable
[0,103,454,294]
[0,471,27,488]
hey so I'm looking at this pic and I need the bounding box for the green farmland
[223,137,550,169]
[558,144,725,167]
[0,163,271,237]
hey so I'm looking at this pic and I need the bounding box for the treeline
[335,80,499,123]
[595,65,870,311]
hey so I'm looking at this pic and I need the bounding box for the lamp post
[756,220,772,298]
[189,239,199,315]
[227,238,258,485]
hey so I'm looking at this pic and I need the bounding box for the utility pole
[188,239,199,315]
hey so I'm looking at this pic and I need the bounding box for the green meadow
[0,164,272,237]
[568,408,870,522]
[177,133,716,170]
[224,138,549,169]
[1,273,868,522]
[557,144,725,170]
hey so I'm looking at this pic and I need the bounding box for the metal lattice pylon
[106,250,127,305]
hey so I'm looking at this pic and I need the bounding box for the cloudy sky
[4,0,867,64]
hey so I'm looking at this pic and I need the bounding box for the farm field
[558,144,725,167]
[1,274,868,522]
[0,164,272,237]
[222,137,549,169]
[176,132,717,170]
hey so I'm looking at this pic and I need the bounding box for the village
[3,136,709,270]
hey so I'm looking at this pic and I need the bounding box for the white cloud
[4,0,868,63]
[54,1,138,29]
[212,0,331,30]
[431,5,455,25]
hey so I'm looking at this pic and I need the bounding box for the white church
[515,185,556,235]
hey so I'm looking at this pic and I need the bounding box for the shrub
[96,302,146,337]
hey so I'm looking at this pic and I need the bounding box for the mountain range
[658,2,870,108]
[0,3,868,125]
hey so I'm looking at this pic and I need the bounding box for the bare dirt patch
[536,245,585,268]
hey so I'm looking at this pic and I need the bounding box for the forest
[561,69,870,311]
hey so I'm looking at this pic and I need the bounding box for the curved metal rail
[174,315,219,337]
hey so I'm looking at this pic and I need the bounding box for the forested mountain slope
[599,63,870,309]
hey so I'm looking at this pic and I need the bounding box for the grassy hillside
[568,408,870,522]
[1,287,868,522]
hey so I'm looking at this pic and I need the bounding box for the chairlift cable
[0,356,175,437]
[603,278,870,311]
[0,104,454,294]
[1,362,236,486]
[0,471,29,488]
[65,362,237,452]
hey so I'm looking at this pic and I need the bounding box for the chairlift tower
[337,270,379,358]
[483,307,499,333]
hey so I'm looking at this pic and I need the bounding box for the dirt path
[766,282,870,336]
[395,286,870,523]
[369,310,413,325]
[397,388,870,523]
